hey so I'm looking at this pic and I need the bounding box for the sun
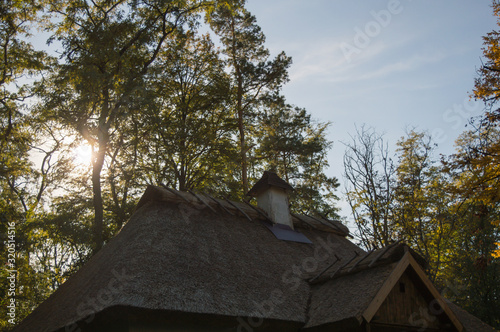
[73,144,93,166]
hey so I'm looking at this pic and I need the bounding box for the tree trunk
[92,91,110,253]
[92,142,106,253]
[238,82,247,195]
[230,17,248,196]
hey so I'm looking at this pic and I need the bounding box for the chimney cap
[247,171,294,197]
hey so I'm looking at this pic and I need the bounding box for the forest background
[1,0,499,330]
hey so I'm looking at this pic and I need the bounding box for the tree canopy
[0,1,341,329]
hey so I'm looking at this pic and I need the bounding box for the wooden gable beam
[188,190,217,214]
[368,241,400,267]
[362,251,464,332]
[163,186,191,203]
[406,253,464,332]
[362,251,410,324]
[224,198,252,221]
[205,195,235,216]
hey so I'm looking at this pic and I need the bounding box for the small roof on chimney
[247,171,294,197]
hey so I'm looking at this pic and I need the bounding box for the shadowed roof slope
[12,185,497,332]
[12,185,358,332]
[446,301,498,332]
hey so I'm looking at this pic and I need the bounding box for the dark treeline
[344,125,500,328]
[0,0,499,330]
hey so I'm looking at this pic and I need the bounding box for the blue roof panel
[262,221,313,244]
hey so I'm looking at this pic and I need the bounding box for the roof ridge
[309,243,413,285]
[137,185,349,237]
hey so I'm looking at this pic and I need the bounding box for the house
[12,171,497,331]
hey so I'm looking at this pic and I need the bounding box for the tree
[343,125,394,249]
[473,0,500,122]
[208,1,291,196]
[444,201,500,328]
[443,127,500,328]
[255,95,340,219]
[453,3,500,325]
[0,0,50,225]
[138,32,235,193]
[0,1,343,328]
[469,0,500,208]
[40,0,208,252]
[0,0,48,184]
[0,1,56,328]
[392,130,454,282]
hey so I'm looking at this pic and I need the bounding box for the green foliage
[0,0,341,329]
[0,1,56,329]
[40,0,211,252]
[344,126,500,327]
[255,95,340,219]
[443,202,500,328]
[138,32,235,193]
[472,0,500,120]
[0,0,51,218]
[208,2,292,195]
[392,130,454,281]
[440,126,500,328]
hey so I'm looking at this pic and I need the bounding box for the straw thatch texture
[12,185,497,332]
[446,301,498,332]
[13,185,358,332]
[306,242,427,285]
[305,263,396,329]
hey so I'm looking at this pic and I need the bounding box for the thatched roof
[13,185,356,332]
[446,301,498,332]
[12,185,496,332]
[305,243,424,328]
[306,262,397,330]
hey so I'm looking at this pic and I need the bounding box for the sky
[245,0,499,220]
[29,1,499,223]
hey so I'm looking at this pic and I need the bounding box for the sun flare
[73,144,93,166]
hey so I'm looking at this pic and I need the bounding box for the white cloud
[288,34,447,88]
[344,51,447,81]
[288,39,387,82]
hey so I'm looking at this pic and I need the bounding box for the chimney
[247,171,294,229]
